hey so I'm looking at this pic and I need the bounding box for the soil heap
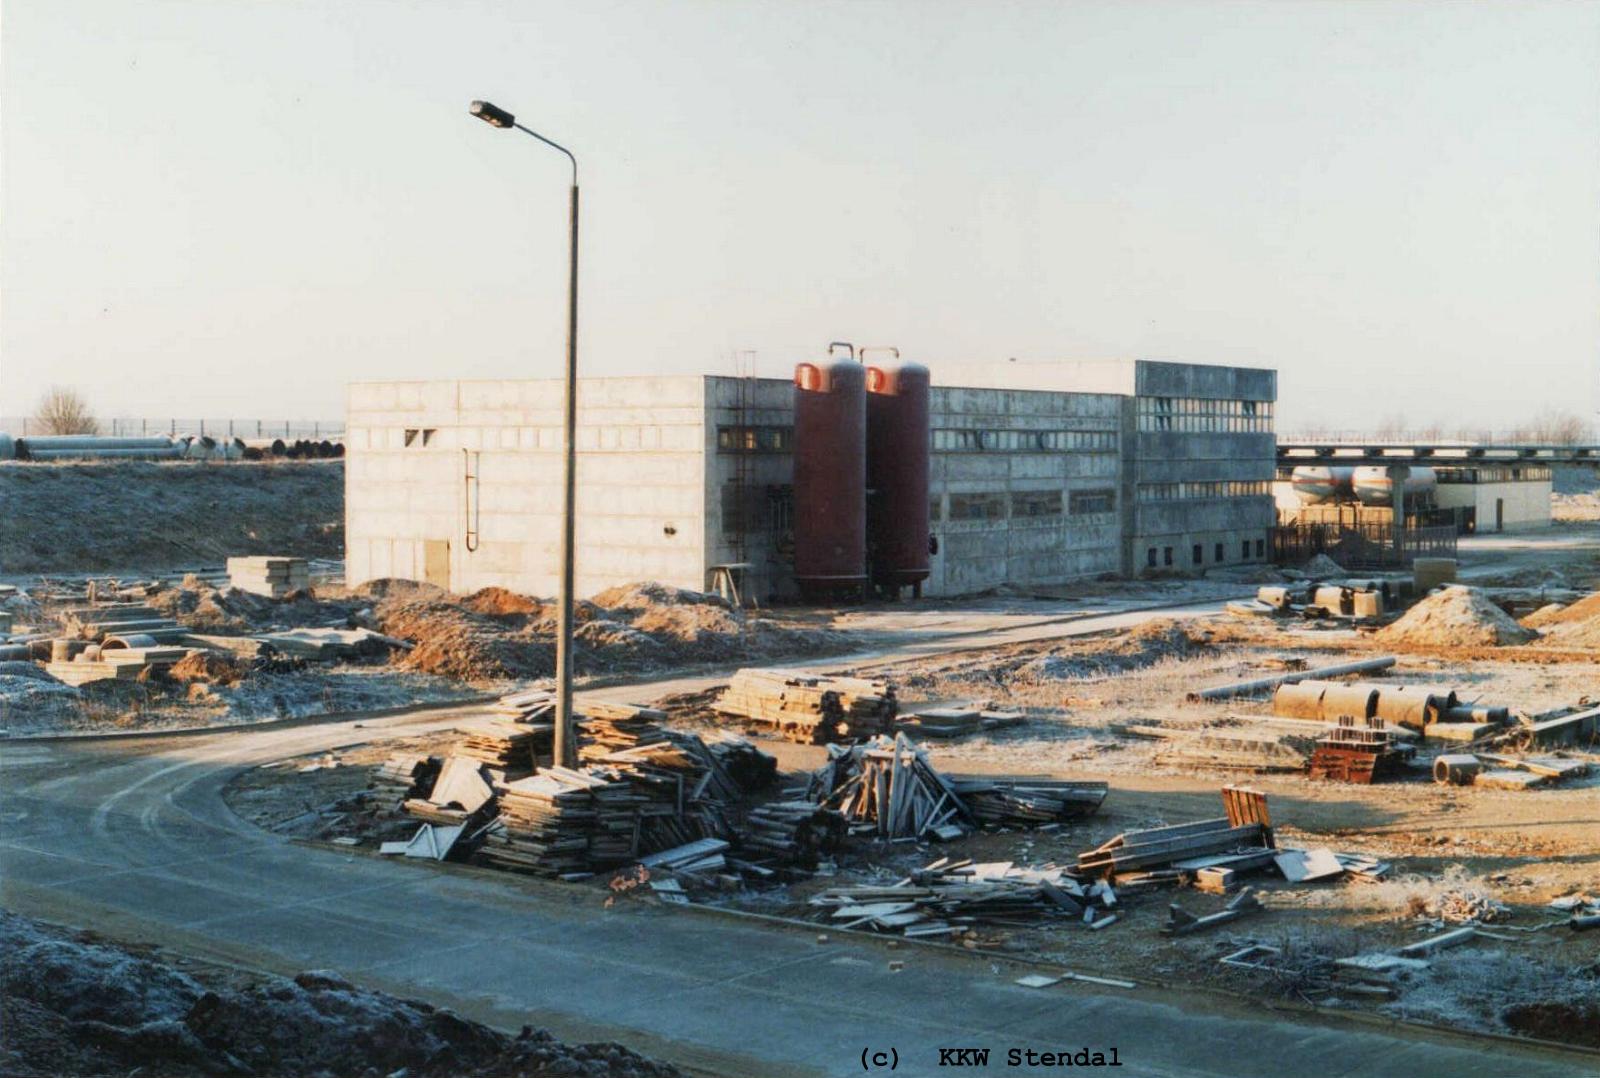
[1375,586,1538,648]
[0,911,681,1078]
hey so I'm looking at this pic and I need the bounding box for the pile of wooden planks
[951,777,1107,828]
[227,556,310,598]
[62,604,189,644]
[490,686,558,724]
[808,734,974,840]
[741,801,847,867]
[373,754,439,807]
[713,668,897,744]
[477,766,644,878]
[454,718,547,775]
[808,857,1118,937]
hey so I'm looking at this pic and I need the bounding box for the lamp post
[469,98,580,769]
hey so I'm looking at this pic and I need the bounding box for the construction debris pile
[713,668,897,743]
[810,858,1121,938]
[805,733,1107,840]
[375,690,789,879]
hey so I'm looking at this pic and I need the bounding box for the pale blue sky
[3,1,1597,430]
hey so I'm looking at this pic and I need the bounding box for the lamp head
[469,100,515,128]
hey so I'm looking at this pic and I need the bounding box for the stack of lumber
[706,736,778,791]
[490,686,558,724]
[454,718,547,775]
[373,754,439,805]
[638,837,731,878]
[478,766,643,878]
[740,801,847,867]
[809,734,974,839]
[227,556,310,598]
[950,777,1107,828]
[577,703,673,762]
[713,668,897,744]
[808,858,1114,937]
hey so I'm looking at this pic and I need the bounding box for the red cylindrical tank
[866,361,931,595]
[793,359,867,600]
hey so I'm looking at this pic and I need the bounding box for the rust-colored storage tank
[793,358,867,599]
[866,360,931,597]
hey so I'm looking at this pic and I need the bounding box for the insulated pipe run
[1186,656,1398,702]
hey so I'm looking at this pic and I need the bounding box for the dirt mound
[0,460,342,574]
[146,575,362,633]
[1376,586,1539,648]
[167,651,245,686]
[592,581,728,614]
[463,586,543,616]
[1301,553,1346,578]
[376,580,845,682]
[1524,590,1600,647]
[0,911,681,1078]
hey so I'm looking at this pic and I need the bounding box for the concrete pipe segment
[101,633,160,651]
[1434,754,1483,785]
[1374,685,1459,730]
[1273,680,1329,720]
[1318,683,1381,721]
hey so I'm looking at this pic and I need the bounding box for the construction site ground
[6,527,1600,1074]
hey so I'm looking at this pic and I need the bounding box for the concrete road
[4,608,1595,1077]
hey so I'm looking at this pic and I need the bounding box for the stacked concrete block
[228,556,311,598]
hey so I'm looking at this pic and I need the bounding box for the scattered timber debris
[808,858,1120,938]
[804,734,1106,840]
[713,668,897,743]
[1162,887,1264,936]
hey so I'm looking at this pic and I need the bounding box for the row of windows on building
[931,428,1119,452]
[1135,397,1274,434]
[1136,480,1271,501]
[937,488,1117,522]
[714,425,1118,454]
[1436,465,1553,484]
[1147,538,1266,568]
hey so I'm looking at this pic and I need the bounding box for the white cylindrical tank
[1352,466,1436,506]
[1290,465,1355,504]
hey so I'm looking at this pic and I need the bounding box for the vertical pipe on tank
[793,358,867,600]
[865,360,931,598]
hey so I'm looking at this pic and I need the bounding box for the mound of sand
[1521,590,1600,647]
[1376,586,1538,648]
[167,650,245,686]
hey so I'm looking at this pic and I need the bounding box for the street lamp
[470,98,580,770]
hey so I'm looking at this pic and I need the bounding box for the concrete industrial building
[344,359,1277,600]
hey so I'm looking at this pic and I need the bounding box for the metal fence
[1272,522,1458,569]
[0,416,343,440]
